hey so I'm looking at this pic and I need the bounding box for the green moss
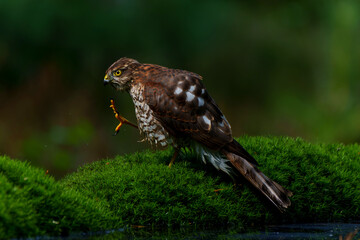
[62,136,360,227]
[1,136,360,238]
[0,156,117,239]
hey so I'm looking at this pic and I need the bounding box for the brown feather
[223,150,293,212]
[140,68,233,150]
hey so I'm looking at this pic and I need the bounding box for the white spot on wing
[221,115,230,125]
[186,92,195,102]
[219,121,224,127]
[202,115,211,126]
[174,87,183,95]
[198,97,204,107]
[189,85,196,92]
[201,88,205,94]
[218,128,225,133]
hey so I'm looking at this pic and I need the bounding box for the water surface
[30,223,360,239]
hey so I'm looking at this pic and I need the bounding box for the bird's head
[104,57,139,91]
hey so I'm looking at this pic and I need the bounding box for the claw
[109,99,138,135]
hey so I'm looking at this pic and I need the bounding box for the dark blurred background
[0,0,359,177]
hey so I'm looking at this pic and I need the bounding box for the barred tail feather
[224,151,292,212]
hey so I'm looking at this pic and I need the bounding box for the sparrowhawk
[104,58,292,211]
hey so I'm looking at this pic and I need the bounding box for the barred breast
[129,84,172,148]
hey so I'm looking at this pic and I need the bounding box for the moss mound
[0,156,117,239]
[62,136,360,227]
[1,136,359,238]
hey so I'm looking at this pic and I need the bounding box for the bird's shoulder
[133,63,202,87]
[134,64,209,115]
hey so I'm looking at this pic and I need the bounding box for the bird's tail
[224,151,293,212]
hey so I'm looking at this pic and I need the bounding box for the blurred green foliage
[0,0,359,176]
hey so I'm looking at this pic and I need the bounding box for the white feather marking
[174,87,183,95]
[149,125,157,131]
[219,121,224,127]
[202,115,211,126]
[221,115,228,123]
[198,97,204,107]
[201,88,205,94]
[193,142,232,175]
[186,92,195,102]
[189,85,196,92]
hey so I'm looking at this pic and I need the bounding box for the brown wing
[140,66,258,165]
[141,69,231,150]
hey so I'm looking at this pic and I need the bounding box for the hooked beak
[104,74,110,86]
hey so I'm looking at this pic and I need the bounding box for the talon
[109,99,138,135]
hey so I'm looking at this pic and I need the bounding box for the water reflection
[231,223,360,240]
[28,223,360,239]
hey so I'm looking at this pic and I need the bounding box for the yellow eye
[113,70,122,76]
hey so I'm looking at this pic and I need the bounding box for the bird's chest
[129,84,171,148]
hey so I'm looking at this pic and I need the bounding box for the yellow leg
[168,148,179,168]
[109,99,138,135]
[114,121,123,134]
